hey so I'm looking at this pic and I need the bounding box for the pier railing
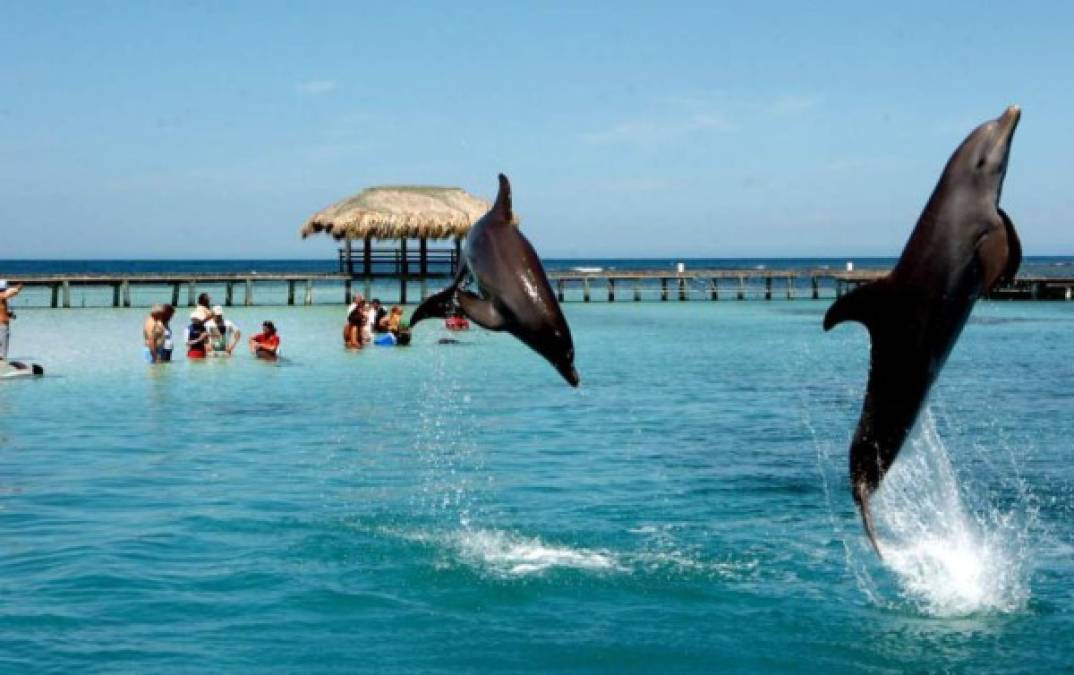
[2,268,1070,308]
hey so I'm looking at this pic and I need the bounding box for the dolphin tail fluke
[493,173,513,223]
[855,481,883,558]
[823,278,894,333]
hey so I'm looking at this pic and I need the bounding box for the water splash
[870,411,1032,616]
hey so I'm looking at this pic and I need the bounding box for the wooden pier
[3,269,1073,308]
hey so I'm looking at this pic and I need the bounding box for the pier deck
[3,269,1072,308]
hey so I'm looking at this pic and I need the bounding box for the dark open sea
[1,258,1072,672]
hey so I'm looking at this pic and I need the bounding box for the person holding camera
[0,280,24,361]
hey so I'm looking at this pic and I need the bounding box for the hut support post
[454,238,462,274]
[344,237,353,275]
[245,279,253,306]
[399,238,408,304]
[344,279,352,304]
[304,280,313,306]
[419,237,428,277]
[363,237,372,276]
[62,281,71,308]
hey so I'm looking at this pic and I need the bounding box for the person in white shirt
[207,305,242,356]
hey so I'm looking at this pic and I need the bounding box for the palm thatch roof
[300,185,513,241]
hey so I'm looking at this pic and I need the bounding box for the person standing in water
[0,280,24,361]
[207,305,241,356]
[143,304,166,363]
[185,314,211,359]
[160,304,176,362]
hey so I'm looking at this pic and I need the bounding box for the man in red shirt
[249,321,280,360]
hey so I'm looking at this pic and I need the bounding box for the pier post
[786,277,795,300]
[633,280,641,302]
[737,276,745,300]
[287,281,296,306]
[171,283,180,307]
[50,284,59,308]
[765,276,772,300]
[661,278,668,301]
[62,281,71,308]
[245,279,254,306]
[557,279,565,303]
[608,278,615,302]
[121,280,131,308]
[583,277,591,302]
[225,282,234,307]
[112,283,121,308]
[344,279,352,304]
[710,278,719,301]
[678,277,687,301]
[304,280,313,306]
[188,282,196,307]
[811,276,819,300]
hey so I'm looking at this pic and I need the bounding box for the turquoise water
[1,301,1072,672]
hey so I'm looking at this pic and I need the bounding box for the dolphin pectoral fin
[823,278,895,333]
[410,286,458,327]
[855,481,882,557]
[457,291,507,330]
[977,210,1022,292]
[410,264,468,327]
[998,208,1022,286]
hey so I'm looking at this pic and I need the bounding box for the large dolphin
[411,174,580,386]
[824,106,1022,554]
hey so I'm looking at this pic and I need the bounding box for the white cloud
[769,94,820,117]
[296,80,338,96]
[582,112,735,147]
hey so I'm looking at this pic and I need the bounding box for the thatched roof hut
[300,185,513,241]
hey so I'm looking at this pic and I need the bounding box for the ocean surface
[1,264,1073,671]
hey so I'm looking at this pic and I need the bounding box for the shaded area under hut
[300,185,506,303]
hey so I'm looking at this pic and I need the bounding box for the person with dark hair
[249,321,280,360]
[207,305,242,356]
[185,313,211,359]
[371,298,389,333]
[192,293,213,322]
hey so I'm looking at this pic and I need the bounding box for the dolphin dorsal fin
[492,173,513,223]
[823,278,894,333]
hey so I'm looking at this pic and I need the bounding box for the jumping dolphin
[823,106,1022,554]
[411,174,579,387]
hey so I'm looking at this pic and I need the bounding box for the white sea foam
[871,411,1031,616]
[452,528,623,577]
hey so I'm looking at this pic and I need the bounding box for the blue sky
[1,1,1072,259]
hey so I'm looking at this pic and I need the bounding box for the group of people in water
[142,293,280,363]
[140,291,417,363]
[343,293,411,348]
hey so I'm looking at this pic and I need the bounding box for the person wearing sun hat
[207,305,241,356]
[184,311,211,359]
[0,280,25,361]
